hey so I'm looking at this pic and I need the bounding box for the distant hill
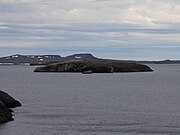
[0,54,179,65]
[0,53,98,65]
[65,53,97,60]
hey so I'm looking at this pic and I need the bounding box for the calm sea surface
[0,64,180,135]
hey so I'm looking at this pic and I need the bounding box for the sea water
[0,64,180,135]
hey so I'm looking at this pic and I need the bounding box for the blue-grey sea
[0,64,180,135]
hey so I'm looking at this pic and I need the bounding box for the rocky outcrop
[0,91,21,108]
[0,91,21,124]
[34,60,153,73]
[0,100,14,123]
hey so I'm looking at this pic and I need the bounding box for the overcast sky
[0,0,180,60]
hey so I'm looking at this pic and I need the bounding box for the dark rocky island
[34,60,153,73]
[0,90,21,124]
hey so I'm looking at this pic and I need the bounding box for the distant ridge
[0,54,179,65]
[0,53,98,65]
[65,53,97,60]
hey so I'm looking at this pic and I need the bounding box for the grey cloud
[0,0,180,60]
[0,3,32,13]
[2,23,180,35]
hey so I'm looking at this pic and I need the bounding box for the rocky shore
[34,60,153,73]
[0,90,21,124]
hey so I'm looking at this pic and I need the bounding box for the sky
[0,0,180,60]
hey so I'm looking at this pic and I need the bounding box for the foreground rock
[0,91,21,124]
[34,60,153,73]
[0,101,14,123]
[0,91,21,108]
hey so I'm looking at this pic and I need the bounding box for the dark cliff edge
[34,60,153,73]
[0,91,21,124]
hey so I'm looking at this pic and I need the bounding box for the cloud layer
[0,0,180,60]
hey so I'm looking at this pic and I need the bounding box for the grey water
[0,65,180,135]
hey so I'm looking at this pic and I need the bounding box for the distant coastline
[0,54,179,66]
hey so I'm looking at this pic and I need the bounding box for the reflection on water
[0,64,180,135]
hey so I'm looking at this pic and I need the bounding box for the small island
[0,90,21,124]
[34,60,153,73]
